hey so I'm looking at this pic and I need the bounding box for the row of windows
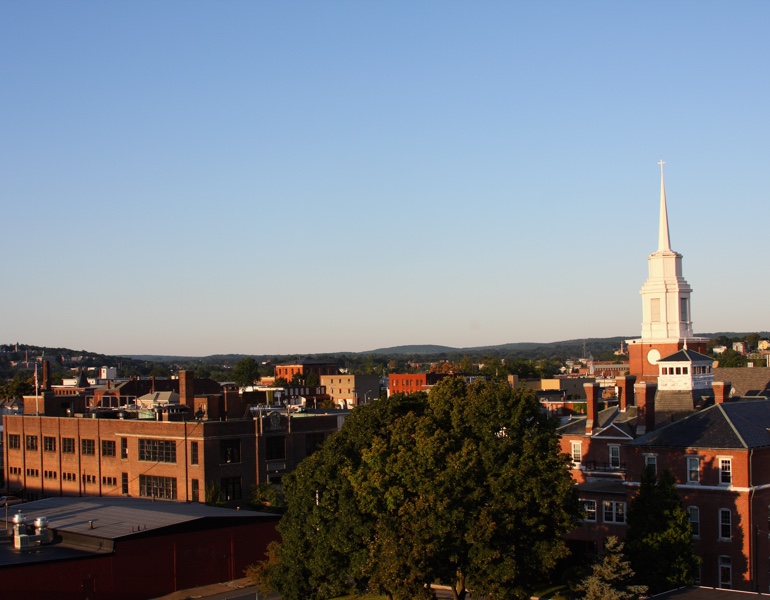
[661,365,712,375]
[582,500,626,523]
[687,506,733,539]
[9,435,119,458]
[570,445,733,486]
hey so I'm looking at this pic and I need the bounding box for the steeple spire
[658,159,671,252]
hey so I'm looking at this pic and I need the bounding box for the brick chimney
[634,381,657,435]
[42,360,51,391]
[713,380,731,404]
[179,371,194,406]
[616,375,636,411]
[584,382,600,435]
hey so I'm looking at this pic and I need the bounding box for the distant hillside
[11,331,770,367]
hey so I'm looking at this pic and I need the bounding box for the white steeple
[639,161,695,342]
[657,160,671,252]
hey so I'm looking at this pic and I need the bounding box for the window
[644,454,657,475]
[191,479,199,502]
[221,476,242,501]
[719,555,732,589]
[680,297,689,322]
[139,475,177,500]
[306,433,325,457]
[102,440,116,457]
[26,435,38,451]
[609,445,620,469]
[651,298,661,322]
[582,499,597,522]
[62,437,75,454]
[603,501,626,523]
[121,437,128,459]
[571,441,582,467]
[190,441,199,465]
[139,439,177,463]
[102,476,117,487]
[44,470,57,480]
[687,456,700,483]
[688,506,700,537]
[220,439,241,464]
[26,468,39,477]
[43,436,56,452]
[682,367,689,375]
[266,436,286,461]
[720,458,732,485]
[81,474,95,484]
[81,439,95,455]
[720,509,732,539]
[8,434,20,450]
[62,472,76,481]
[121,472,128,495]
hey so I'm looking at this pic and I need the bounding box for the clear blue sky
[2,1,768,356]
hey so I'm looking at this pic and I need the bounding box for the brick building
[321,373,380,408]
[387,372,449,396]
[3,371,347,504]
[558,166,770,591]
[274,359,340,382]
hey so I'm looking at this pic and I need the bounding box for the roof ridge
[717,403,748,449]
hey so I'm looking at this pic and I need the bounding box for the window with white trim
[719,555,732,589]
[609,445,620,469]
[644,454,657,475]
[688,506,700,537]
[719,458,732,485]
[603,501,626,523]
[719,508,731,540]
[687,456,700,484]
[571,441,582,467]
[582,499,596,522]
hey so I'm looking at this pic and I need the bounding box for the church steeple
[658,160,671,252]
[627,161,710,380]
[638,161,696,342]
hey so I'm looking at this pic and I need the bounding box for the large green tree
[231,357,261,388]
[625,468,700,594]
[254,379,580,600]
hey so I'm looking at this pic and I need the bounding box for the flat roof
[0,497,276,567]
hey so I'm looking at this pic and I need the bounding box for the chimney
[616,375,636,411]
[634,381,657,435]
[713,380,731,404]
[150,376,156,394]
[42,360,51,391]
[179,371,194,406]
[584,382,600,435]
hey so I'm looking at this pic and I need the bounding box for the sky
[2,1,769,357]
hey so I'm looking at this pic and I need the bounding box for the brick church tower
[627,162,709,381]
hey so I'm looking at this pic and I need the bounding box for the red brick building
[4,371,346,504]
[387,372,449,396]
[274,359,340,382]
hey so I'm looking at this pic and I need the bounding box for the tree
[254,380,580,600]
[573,536,647,600]
[231,357,260,388]
[625,468,700,594]
[305,370,320,387]
[712,348,747,368]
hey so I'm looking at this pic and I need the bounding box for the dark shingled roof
[629,398,770,450]
[658,348,713,363]
[714,366,770,397]
[557,406,638,437]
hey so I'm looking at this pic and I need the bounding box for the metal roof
[8,496,274,541]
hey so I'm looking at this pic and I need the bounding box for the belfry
[627,162,709,380]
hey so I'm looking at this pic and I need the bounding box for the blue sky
[2,1,768,356]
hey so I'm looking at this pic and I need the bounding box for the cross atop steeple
[658,159,671,252]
